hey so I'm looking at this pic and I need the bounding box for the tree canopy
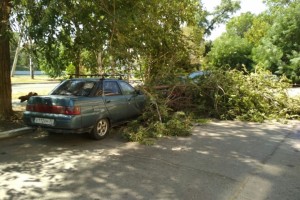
[206,0,300,83]
[11,0,205,83]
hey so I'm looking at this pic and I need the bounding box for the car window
[51,80,96,96]
[119,81,135,95]
[103,81,121,96]
[94,83,103,96]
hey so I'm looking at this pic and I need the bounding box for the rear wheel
[90,118,110,140]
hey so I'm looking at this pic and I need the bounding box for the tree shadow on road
[0,121,299,200]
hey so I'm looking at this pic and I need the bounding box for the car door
[118,81,145,118]
[79,82,108,128]
[102,80,129,123]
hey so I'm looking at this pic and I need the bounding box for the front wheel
[90,118,110,140]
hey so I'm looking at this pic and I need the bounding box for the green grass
[11,75,61,84]
[194,118,211,125]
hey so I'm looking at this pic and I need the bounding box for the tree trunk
[11,35,22,77]
[0,0,13,120]
[29,54,34,79]
[75,51,80,78]
[29,38,34,79]
[97,52,104,74]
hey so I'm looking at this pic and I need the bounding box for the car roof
[188,71,210,79]
[68,74,124,80]
[68,78,123,82]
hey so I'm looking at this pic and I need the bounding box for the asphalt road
[12,83,58,91]
[287,87,300,97]
[0,120,299,200]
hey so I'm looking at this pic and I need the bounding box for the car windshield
[51,80,96,96]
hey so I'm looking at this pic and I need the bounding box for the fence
[14,71,45,75]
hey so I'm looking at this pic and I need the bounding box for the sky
[202,0,267,40]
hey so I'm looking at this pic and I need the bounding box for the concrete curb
[0,127,36,139]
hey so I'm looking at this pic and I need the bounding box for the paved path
[0,120,299,200]
[12,83,58,101]
[287,87,300,98]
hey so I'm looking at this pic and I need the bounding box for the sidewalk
[0,127,36,139]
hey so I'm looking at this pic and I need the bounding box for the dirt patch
[0,111,25,132]
[0,95,31,132]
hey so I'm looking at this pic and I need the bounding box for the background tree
[226,12,255,37]
[244,14,271,46]
[207,33,253,70]
[10,0,243,83]
[202,0,241,36]
[205,0,300,83]
[206,13,256,70]
[15,0,206,83]
[252,0,300,82]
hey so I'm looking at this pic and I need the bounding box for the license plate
[34,118,55,126]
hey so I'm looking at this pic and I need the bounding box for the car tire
[90,118,110,140]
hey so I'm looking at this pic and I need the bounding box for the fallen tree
[122,68,299,144]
